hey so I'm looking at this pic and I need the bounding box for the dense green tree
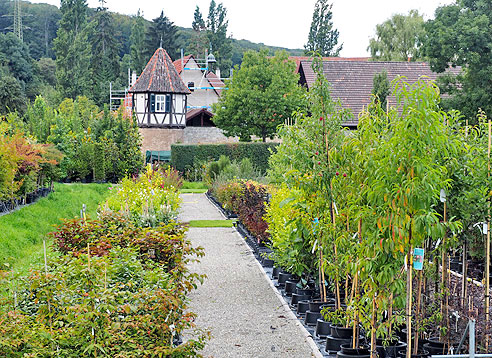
[0,32,33,86]
[146,10,178,60]
[130,10,147,74]
[188,6,208,57]
[424,0,492,120]
[53,0,93,99]
[372,70,390,110]
[368,10,424,61]
[207,0,232,73]
[212,50,306,142]
[37,57,57,87]
[0,72,26,115]
[305,0,342,56]
[90,0,120,106]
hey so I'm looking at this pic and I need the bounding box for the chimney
[131,71,137,86]
[216,68,221,79]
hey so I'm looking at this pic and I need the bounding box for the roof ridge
[147,52,158,91]
[163,50,175,93]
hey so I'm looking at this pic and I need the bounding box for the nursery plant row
[0,165,208,357]
[208,66,492,358]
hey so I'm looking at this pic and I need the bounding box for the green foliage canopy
[212,50,306,142]
[305,0,342,56]
[368,10,425,61]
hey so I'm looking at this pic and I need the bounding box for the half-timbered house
[129,47,190,128]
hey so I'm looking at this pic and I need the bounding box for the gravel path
[180,193,320,358]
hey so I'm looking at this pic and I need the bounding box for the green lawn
[188,220,235,228]
[182,181,208,190]
[180,188,208,193]
[0,183,110,273]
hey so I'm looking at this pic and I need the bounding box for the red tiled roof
[129,48,190,94]
[205,71,225,96]
[173,55,193,74]
[298,60,462,127]
[289,56,370,72]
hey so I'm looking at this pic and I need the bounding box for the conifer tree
[305,0,342,56]
[146,10,178,60]
[91,0,120,106]
[130,9,147,74]
[207,0,232,73]
[53,0,93,99]
[188,6,208,57]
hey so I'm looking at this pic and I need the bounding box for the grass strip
[180,189,208,193]
[187,220,235,228]
[182,181,208,190]
[0,182,110,273]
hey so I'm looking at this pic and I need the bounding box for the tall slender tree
[207,0,232,73]
[53,0,93,99]
[130,9,147,74]
[90,0,120,106]
[146,10,178,60]
[188,6,208,57]
[305,0,342,56]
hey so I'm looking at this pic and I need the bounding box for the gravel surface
[181,194,319,358]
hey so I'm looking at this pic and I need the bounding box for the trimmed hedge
[171,142,279,174]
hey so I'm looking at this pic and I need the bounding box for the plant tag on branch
[483,222,488,235]
[312,239,318,254]
[440,189,446,203]
[413,248,424,270]
[333,201,339,215]
[434,238,441,249]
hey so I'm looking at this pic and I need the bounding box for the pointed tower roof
[129,48,191,94]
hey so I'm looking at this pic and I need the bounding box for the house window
[151,94,172,112]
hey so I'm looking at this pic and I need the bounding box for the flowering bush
[105,165,181,227]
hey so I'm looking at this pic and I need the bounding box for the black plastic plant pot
[331,325,354,339]
[325,336,352,353]
[272,266,281,279]
[262,257,274,268]
[309,300,333,313]
[397,350,429,358]
[339,343,370,356]
[376,339,407,358]
[277,272,293,286]
[297,300,310,315]
[291,293,311,306]
[285,280,299,296]
[423,343,448,355]
[296,288,314,296]
[304,310,322,326]
[315,318,332,338]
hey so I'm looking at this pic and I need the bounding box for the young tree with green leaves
[146,10,178,60]
[304,0,342,56]
[368,10,424,61]
[372,70,390,110]
[212,50,305,142]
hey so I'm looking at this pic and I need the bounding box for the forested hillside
[0,1,302,63]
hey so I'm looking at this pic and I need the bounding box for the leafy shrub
[105,165,181,227]
[171,142,278,175]
[159,166,184,190]
[205,157,262,186]
[211,179,271,243]
[0,247,207,357]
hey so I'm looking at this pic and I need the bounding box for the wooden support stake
[486,119,491,349]
[371,295,377,358]
[406,250,413,358]
[413,270,423,355]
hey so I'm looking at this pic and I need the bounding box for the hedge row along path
[179,193,321,358]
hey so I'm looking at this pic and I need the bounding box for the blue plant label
[312,217,319,235]
[413,248,424,270]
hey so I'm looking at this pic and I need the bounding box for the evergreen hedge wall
[171,142,279,174]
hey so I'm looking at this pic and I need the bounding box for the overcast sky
[29,0,455,57]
